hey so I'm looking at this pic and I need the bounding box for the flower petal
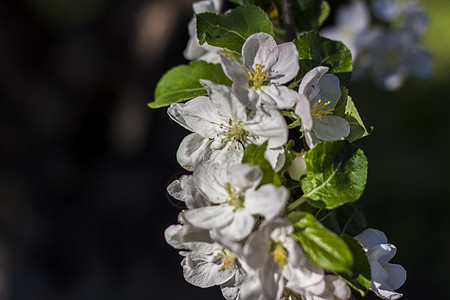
[265,42,299,84]
[176,133,213,171]
[355,228,388,250]
[385,263,407,290]
[312,115,350,141]
[227,164,263,191]
[298,66,329,100]
[259,85,298,109]
[193,163,229,203]
[295,93,313,131]
[246,108,288,148]
[264,146,286,172]
[183,205,235,229]
[220,54,250,83]
[243,32,277,67]
[314,74,341,109]
[245,184,288,220]
[213,210,255,241]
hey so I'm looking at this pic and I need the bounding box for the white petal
[367,244,397,264]
[192,0,216,14]
[372,281,403,300]
[168,97,223,137]
[259,85,298,109]
[243,32,277,67]
[312,116,350,141]
[232,83,260,110]
[245,184,288,220]
[214,210,255,241]
[246,108,288,148]
[298,66,329,100]
[295,93,313,131]
[305,130,320,149]
[264,146,286,172]
[355,228,388,250]
[385,263,407,290]
[220,54,250,83]
[183,205,235,229]
[260,260,284,299]
[182,253,236,287]
[325,275,351,300]
[243,231,271,268]
[314,74,341,109]
[336,0,370,31]
[227,164,262,191]
[200,79,248,121]
[265,42,299,84]
[193,163,229,203]
[176,133,212,171]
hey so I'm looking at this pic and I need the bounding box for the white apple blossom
[371,0,422,22]
[294,66,350,148]
[183,163,288,241]
[321,0,370,58]
[168,80,288,171]
[220,32,300,110]
[167,175,207,209]
[243,218,329,300]
[353,26,432,90]
[355,229,407,300]
[165,215,247,290]
[184,0,223,63]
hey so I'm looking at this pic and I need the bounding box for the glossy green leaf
[291,31,352,88]
[301,140,368,209]
[148,61,231,109]
[288,212,353,273]
[339,235,372,296]
[196,5,274,53]
[242,142,281,186]
[317,204,367,236]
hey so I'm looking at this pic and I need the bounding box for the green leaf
[291,31,352,88]
[148,61,231,109]
[318,1,330,26]
[242,142,281,186]
[317,204,367,236]
[334,89,372,142]
[196,5,274,53]
[288,212,353,273]
[301,140,368,209]
[339,235,372,296]
[292,0,323,32]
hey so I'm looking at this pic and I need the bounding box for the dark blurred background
[0,0,448,299]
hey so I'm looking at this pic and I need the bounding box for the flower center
[248,64,269,89]
[270,241,288,269]
[310,99,334,120]
[218,119,249,149]
[224,182,245,211]
[218,249,238,272]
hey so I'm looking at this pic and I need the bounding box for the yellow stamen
[218,119,249,147]
[270,241,288,269]
[224,182,245,210]
[248,64,269,89]
[219,249,238,272]
[310,99,334,120]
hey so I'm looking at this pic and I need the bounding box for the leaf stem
[287,196,306,211]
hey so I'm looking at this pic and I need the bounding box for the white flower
[184,0,223,63]
[294,66,350,148]
[371,0,422,22]
[167,175,207,209]
[220,32,300,110]
[353,26,432,91]
[183,163,288,241]
[355,229,407,300]
[243,219,326,300]
[321,0,370,58]
[164,214,247,290]
[168,80,288,171]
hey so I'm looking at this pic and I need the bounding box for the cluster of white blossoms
[158,1,408,299]
[321,0,431,91]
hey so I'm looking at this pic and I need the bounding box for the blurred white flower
[355,228,407,300]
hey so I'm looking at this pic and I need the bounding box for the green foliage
[196,5,274,53]
[293,0,329,32]
[334,88,372,142]
[148,61,231,109]
[317,204,367,236]
[291,31,352,87]
[301,140,368,209]
[339,235,372,296]
[288,212,353,273]
[242,142,281,186]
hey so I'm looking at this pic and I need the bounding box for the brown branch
[280,0,296,41]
